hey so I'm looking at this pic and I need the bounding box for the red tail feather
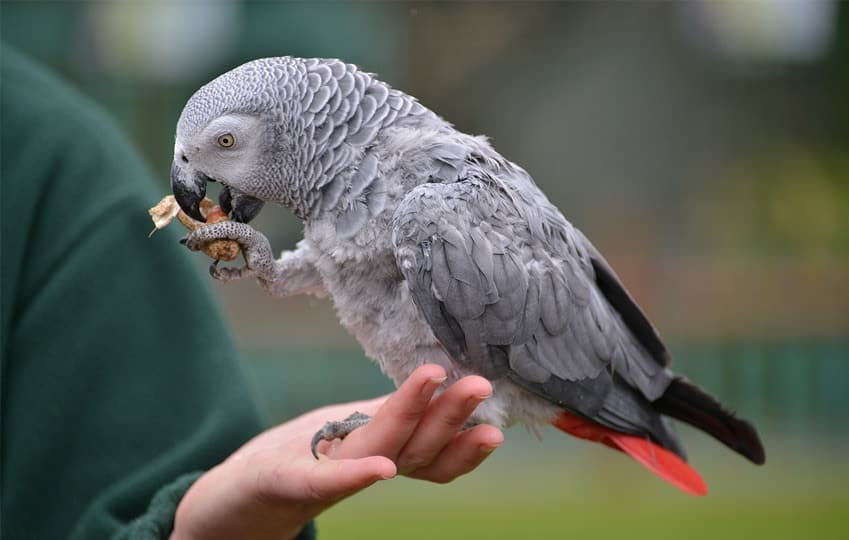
[553,411,708,496]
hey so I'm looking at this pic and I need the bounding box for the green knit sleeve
[119,473,204,539]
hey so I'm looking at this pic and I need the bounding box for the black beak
[219,185,265,224]
[170,161,207,222]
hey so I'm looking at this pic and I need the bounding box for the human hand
[170,364,503,540]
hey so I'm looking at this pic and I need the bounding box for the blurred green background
[3,1,848,538]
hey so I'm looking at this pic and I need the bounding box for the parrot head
[171,111,269,223]
[171,57,424,224]
[170,57,313,223]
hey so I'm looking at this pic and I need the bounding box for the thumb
[306,456,397,502]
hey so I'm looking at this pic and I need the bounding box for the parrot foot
[182,222,276,282]
[310,411,372,458]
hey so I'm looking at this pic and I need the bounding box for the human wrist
[169,460,319,540]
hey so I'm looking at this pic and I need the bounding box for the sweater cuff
[123,472,203,539]
[296,520,317,540]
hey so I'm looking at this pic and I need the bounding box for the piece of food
[148,195,240,261]
[148,195,181,231]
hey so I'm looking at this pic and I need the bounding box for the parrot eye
[217,133,235,148]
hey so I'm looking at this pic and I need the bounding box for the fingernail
[466,392,492,408]
[423,376,447,397]
[479,444,500,455]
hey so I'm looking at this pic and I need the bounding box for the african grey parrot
[170,57,765,495]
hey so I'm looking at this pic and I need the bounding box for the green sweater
[0,47,314,539]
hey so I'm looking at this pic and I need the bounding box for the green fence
[244,340,849,436]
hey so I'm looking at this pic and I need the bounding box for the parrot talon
[309,431,325,460]
[209,262,255,282]
[209,260,222,278]
[310,411,372,459]
[180,234,204,251]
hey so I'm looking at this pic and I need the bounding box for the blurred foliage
[246,340,849,435]
[691,144,849,257]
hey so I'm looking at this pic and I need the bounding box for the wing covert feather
[392,166,673,422]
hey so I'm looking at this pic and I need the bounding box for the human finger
[405,424,503,483]
[299,456,397,502]
[396,375,492,474]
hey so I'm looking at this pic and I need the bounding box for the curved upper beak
[170,160,207,221]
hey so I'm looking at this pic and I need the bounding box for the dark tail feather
[655,378,766,465]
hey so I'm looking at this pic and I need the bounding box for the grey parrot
[170,57,765,495]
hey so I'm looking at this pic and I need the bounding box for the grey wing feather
[577,229,672,367]
[392,159,676,442]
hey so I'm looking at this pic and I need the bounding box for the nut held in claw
[148,195,241,261]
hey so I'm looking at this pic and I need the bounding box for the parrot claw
[180,233,204,252]
[310,411,372,458]
[209,260,256,281]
